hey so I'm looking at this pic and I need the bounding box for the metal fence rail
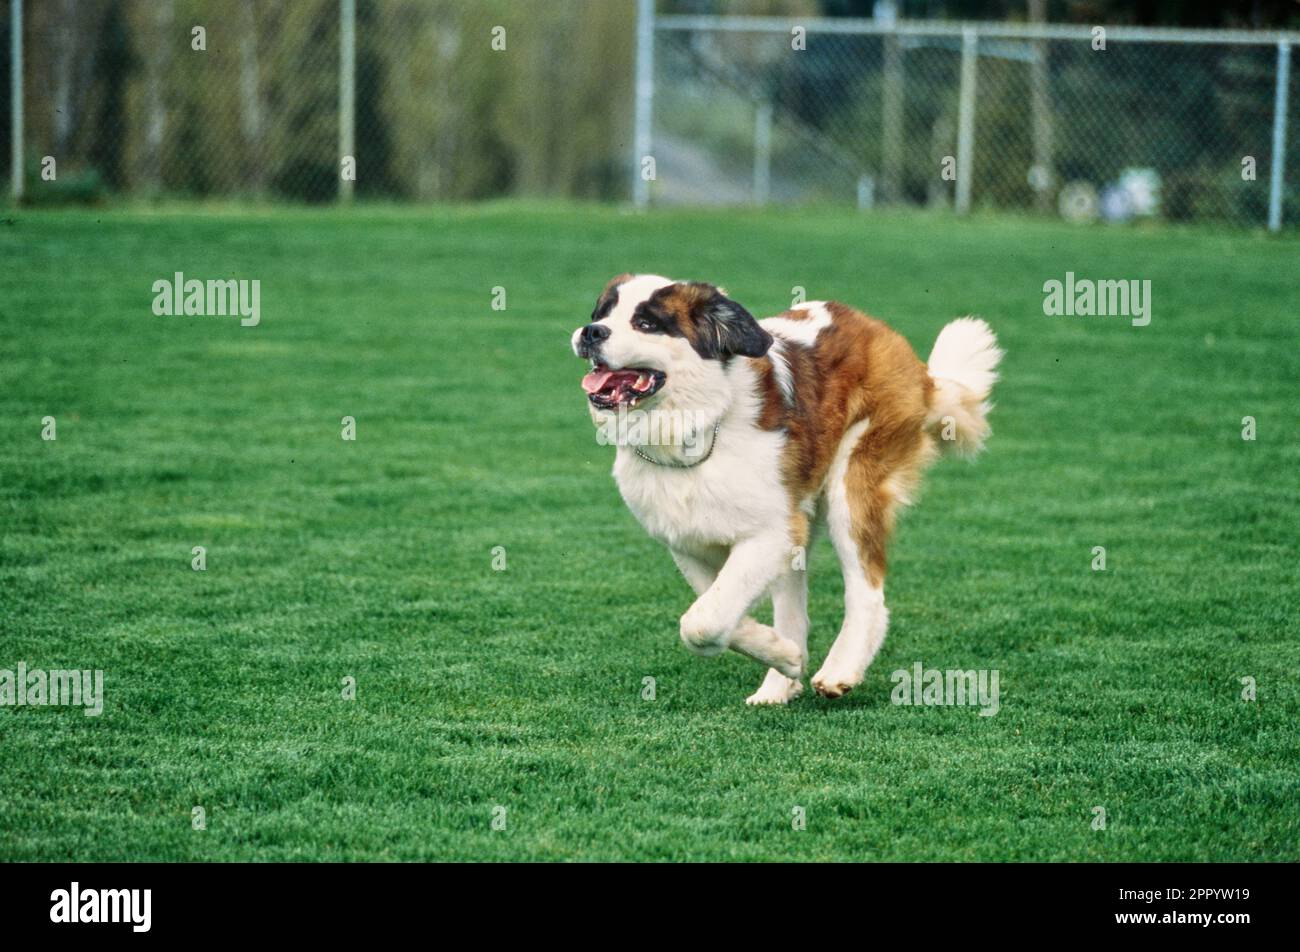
[638,7,1300,230]
[4,0,1297,230]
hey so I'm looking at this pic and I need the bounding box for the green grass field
[1,205,1296,861]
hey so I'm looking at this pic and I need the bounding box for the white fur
[927,316,1001,399]
[571,274,674,370]
[612,359,788,551]
[745,570,808,705]
[925,316,1003,456]
[766,341,795,406]
[757,303,832,414]
[670,530,803,681]
[760,301,832,347]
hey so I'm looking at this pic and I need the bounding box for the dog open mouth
[581,363,666,409]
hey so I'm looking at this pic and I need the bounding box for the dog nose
[580,323,610,347]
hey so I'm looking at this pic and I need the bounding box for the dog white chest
[612,427,788,552]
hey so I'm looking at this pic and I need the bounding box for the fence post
[339,0,356,203]
[9,0,21,203]
[881,28,902,204]
[955,26,977,214]
[753,100,772,206]
[1029,0,1053,213]
[1268,39,1291,232]
[632,0,655,209]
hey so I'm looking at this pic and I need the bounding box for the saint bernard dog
[572,274,1001,705]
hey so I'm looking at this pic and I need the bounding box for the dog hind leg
[811,424,928,699]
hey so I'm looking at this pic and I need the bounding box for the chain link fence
[647,15,1300,229]
[2,1,1297,229]
[1,0,633,204]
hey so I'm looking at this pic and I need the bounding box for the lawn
[0,204,1296,862]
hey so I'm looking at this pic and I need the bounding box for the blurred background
[2,0,1298,228]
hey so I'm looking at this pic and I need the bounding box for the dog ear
[678,282,773,359]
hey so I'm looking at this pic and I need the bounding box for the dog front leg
[678,532,803,679]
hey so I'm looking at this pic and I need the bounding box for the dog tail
[924,317,1002,457]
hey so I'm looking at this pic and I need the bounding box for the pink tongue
[582,368,641,394]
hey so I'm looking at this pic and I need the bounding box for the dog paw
[746,671,804,706]
[679,604,729,657]
[811,665,861,699]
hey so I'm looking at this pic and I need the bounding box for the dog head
[572,274,772,422]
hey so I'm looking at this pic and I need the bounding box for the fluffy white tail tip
[926,317,1003,457]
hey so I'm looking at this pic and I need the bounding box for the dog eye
[633,317,658,332]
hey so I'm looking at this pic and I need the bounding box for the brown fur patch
[754,302,937,584]
[647,282,712,349]
[789,509,810,551]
